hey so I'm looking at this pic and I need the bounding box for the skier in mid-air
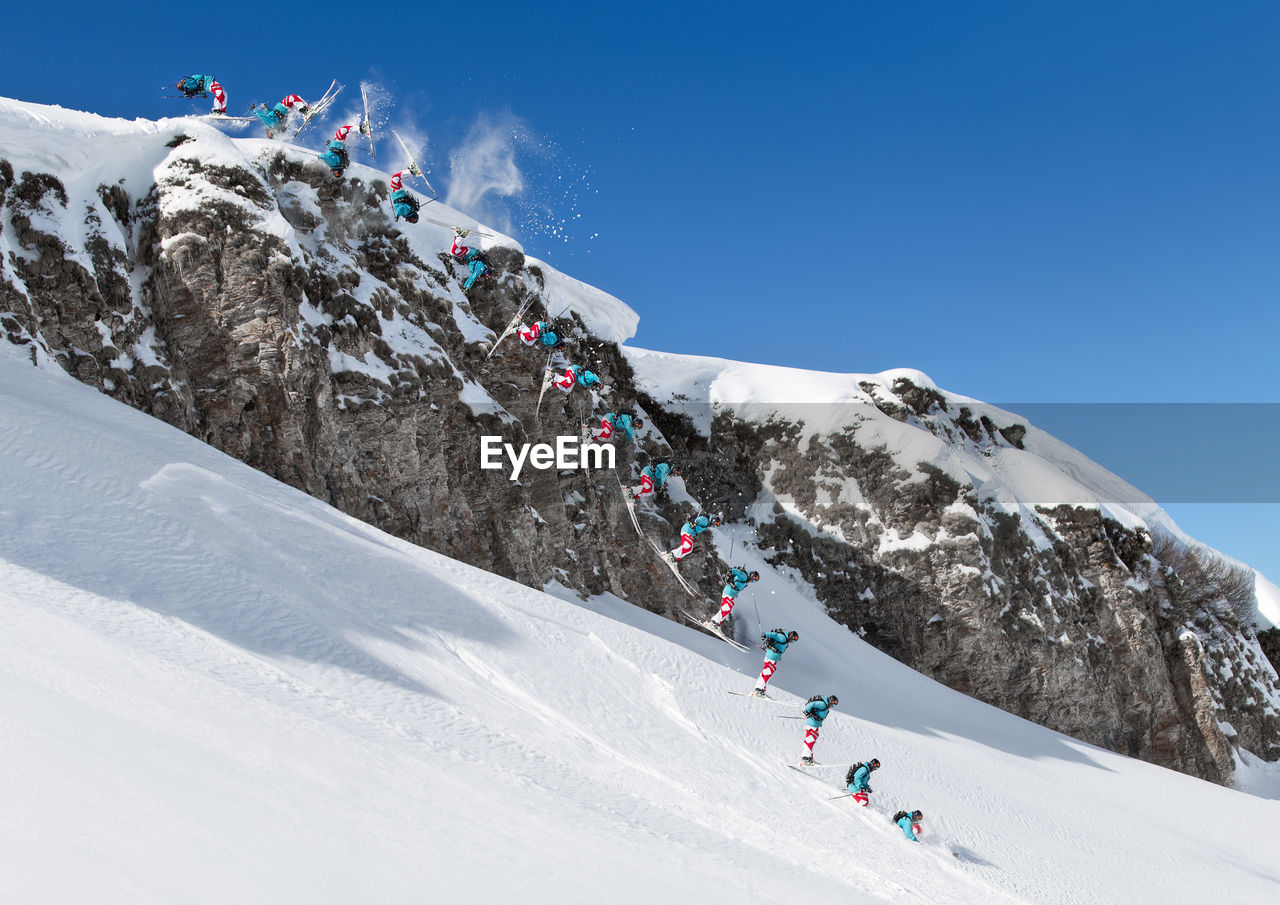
[631,457,676,501]
[317,125,354,178]
[845,758,880,807]
[553,363,602,394]
[799,694,838,765]
[451,228,488,290]
[518,320,562,349]
[748,627,795,696]
[174,74,227,114]
[712,567,760,629]
[668,513,721,562]
[255,94,309,137]
[592,411,643,444]
[389,171,420,223]
[893,809,923,841]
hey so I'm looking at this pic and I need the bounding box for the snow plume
[445,110,600,255]
[445,110,527,231]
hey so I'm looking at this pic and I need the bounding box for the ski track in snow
[4,342,1280,904]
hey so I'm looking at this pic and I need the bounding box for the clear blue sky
[5,1,1277,587]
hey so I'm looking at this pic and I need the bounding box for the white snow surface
[4,343,1280,903]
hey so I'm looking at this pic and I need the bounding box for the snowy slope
[4,344,1279,904]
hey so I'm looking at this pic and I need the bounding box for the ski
[726,691,791,704]
[535,351,555,414]
[485,294,538,361]
[291,79,342,140]
[786,763,829,776]
[359,84,376,161]
[651,538,698,597]
[393,131,439,198]
[680,611,749,650]
[617,476,643,536]
[421,216,494,238]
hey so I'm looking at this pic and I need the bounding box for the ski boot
[749,688,770,699]
[800,756,815,766]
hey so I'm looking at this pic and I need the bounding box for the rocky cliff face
[3,102,1278,785]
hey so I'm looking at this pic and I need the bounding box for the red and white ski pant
[518,322,541,346]
[710,593,736,625]
[451,236,472,257]
[631,472,654,499]
[390,172,406,192]
[670,532,695,561]
[803,726,820,758]
[851,792,869,807]
[753,658,779,690]
[280,94,307,109]
[332,124,353,141]
[209,79,227,113]
[592,417,615,442]
[553,368,577,392]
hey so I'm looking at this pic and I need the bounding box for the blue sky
[4,1,1277,587]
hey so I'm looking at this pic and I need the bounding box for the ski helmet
[634,417,644,429]
[911,810,923,821]
[787,630,799,642]
[671,466,682,477]
[748,570,760,582]
[868,758,881,770]
[826,694,839,706]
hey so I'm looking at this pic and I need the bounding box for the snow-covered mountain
[5,336,1280,904]
[2,95,1278,795]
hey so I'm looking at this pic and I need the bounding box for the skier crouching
[845,758,880,806]
[893,809,923,841]
[712,566,760,628]
[668,513,720,562]
[174,74,227,114]
[748,627,794,695]
[317,125,354,178]
[632,458,676,501]
[593,411,643,444]
[389,172,420,223]
[799,694,838,765]
[553,363,602,393]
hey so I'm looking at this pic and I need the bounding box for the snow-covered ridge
[0,96,639,345]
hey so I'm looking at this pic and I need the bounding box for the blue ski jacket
[180,75,214,93]
[803,698,832,728]
[846,764,872,793]
[391,189,418,221]
[641,460,673,485]
[571,366,601,388]
[318,139,346,169]
[722,567,752,601]
[255,104,287,129]
[896,813,919,842]
[680,515,712,538]
[531,322,559,347]
[761,630,791,663]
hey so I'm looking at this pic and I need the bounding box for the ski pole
[826,793,854,800]
[775,715,805,720]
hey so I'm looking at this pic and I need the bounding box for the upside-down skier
[255,94,309,137]
[389,171,420,223]
[174,74,227,114]
[317,125,354,178]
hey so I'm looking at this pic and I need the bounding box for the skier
[748,627,796,696]
[593,411,643,443]
[712,567,760,628]
[553,363,602,394]
[174,74,227,114]
[669,513,721,562]
[845,758,880,807]
[518,320,562,349]
[799,694,838,765]
[451,228,488,290]
[893,809,923,842]
[631,457,676,502]
[389,171,420,223]
[255,94,309,137]
[317,125,354,178]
